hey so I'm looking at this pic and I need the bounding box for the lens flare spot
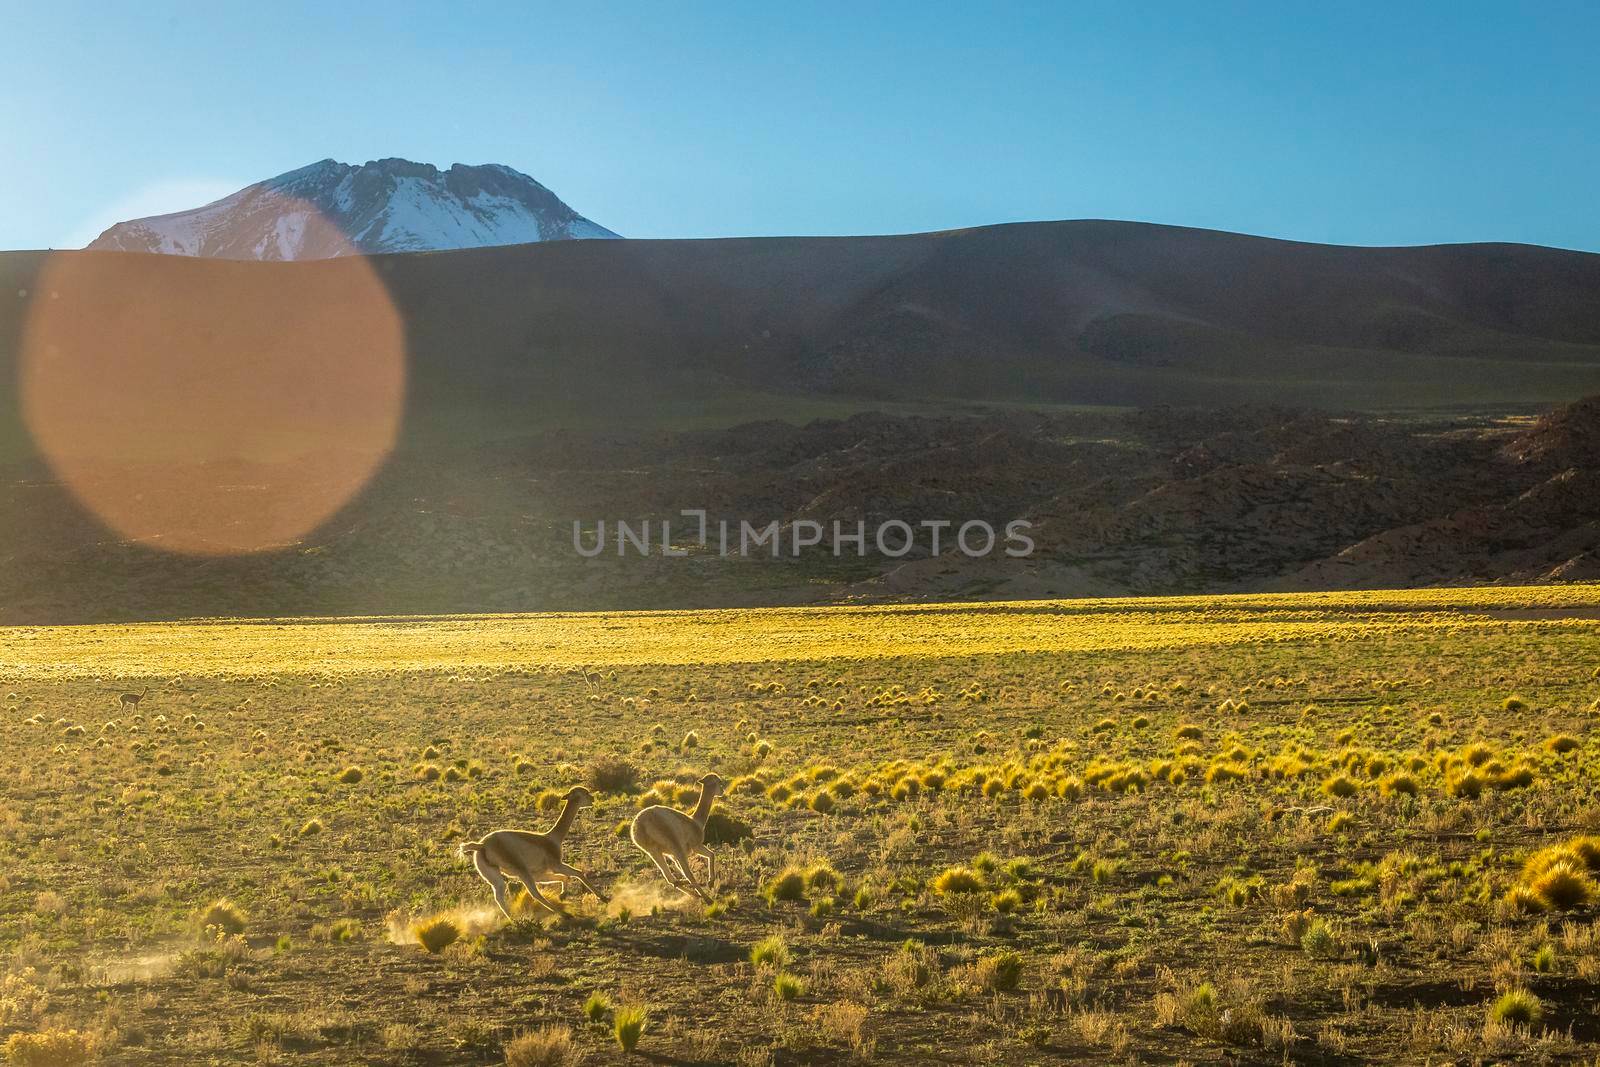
[21,203,405,555]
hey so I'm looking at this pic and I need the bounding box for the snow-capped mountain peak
[87,158,620,260]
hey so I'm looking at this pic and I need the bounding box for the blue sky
[3,1,1596,251]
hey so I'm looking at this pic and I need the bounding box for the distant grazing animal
[460,786,607,917]
[117,688,150,709]
[629,772,726,902]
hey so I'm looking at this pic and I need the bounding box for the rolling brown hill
[6,220,1600,620]
[7,220,1600,451]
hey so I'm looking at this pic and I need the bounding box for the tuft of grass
[1379,773,1418,797]
[933,866,984,895]
[1546,734,1580,754]
[1322,774,1359,798]
[1529,862,1596,910]
[1488,989,1543,1028]
[412,914,462,954]
[773,972,805,1001]
[805,863,841,892]
[763,868,807,904]
[991,887,1024,914]
[584,991,612,1024]
[976,949,1024,992]
[750,935,789,968]
[612,1005,648,1053]
[337,765,364,784]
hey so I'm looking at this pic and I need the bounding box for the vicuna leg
[554,861,609,903]
[669,849,711,901]
[472,853,514,919]
[644,846,691,890]
[508,862,563,914]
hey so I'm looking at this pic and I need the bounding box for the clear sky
[3,1,1596,251]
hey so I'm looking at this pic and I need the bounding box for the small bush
[413,915,462,954]
[1301,919,1339,958]
[337,766,364,784]
[586,757,640,794]
[773,973,805,1001]
[704,809,753,845]
[196,899,246,935]
[1547,734,1580,754]
[3,1029,98,1067]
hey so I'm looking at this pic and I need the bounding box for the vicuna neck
[549,797,580,841]
[690,785,718,828]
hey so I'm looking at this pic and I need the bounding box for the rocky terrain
[4,400,1598,622]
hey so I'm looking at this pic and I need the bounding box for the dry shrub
[814,1000,869,1050]
[3,1029,98,1066]
[586,757,640,794]
[196,899,246,935]
[504,1025,580,1067]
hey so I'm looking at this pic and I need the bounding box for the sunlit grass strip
[2,582,1599,678]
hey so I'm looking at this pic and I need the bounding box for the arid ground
[4,587,1600,1064]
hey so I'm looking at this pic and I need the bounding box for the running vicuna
[629,772,726,901]
[460,786,608,916]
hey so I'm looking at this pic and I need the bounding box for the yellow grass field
[3,585,1600,1064]
[5,583,1600,678]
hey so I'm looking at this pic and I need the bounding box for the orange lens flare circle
[21,204,405,556]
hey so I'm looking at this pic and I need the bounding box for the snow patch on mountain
[87,158,619,260]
